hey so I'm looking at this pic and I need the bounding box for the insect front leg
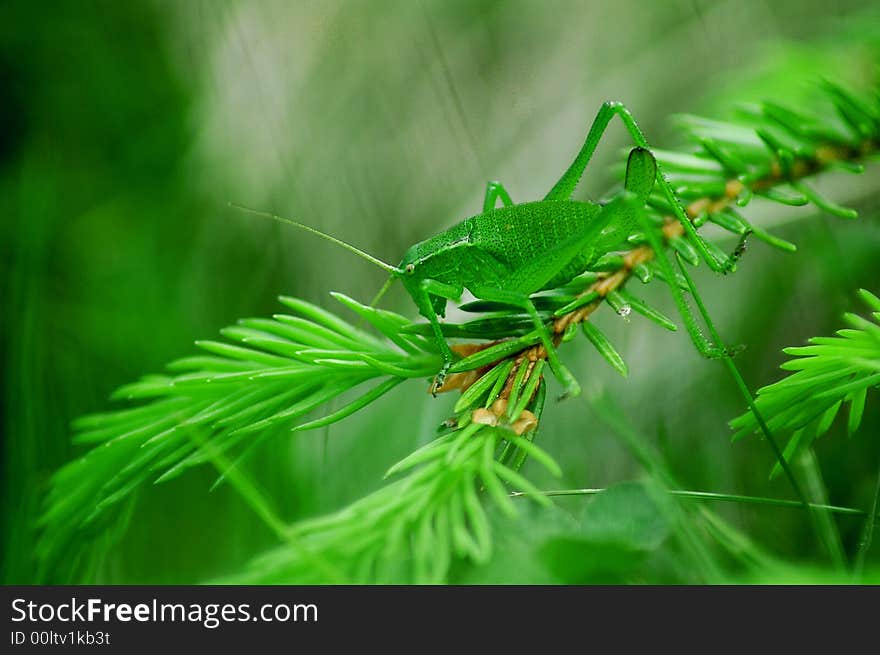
[470,285,581,399]
[546,101,736,273]
[483,181,515,212]
[414,278,464,394]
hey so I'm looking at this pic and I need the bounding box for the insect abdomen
[469,200,602,288]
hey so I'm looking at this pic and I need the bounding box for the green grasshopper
[235,102,743,398]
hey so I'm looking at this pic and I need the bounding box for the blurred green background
[2,0,878,583]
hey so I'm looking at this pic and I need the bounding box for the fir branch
[37,294,441,578]
[222,422,560,584]
[730,289,880,472]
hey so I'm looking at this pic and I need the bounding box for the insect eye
[405,264,415,274]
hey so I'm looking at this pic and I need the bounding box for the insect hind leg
[546,101,735,273]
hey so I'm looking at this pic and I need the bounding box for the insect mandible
[235,102,742,398]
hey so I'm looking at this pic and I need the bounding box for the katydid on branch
[232,101,747,398]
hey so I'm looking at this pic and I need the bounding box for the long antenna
[229,202,400,274]
[369,274,395,308]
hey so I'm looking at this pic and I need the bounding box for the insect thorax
[398,220,471,277]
